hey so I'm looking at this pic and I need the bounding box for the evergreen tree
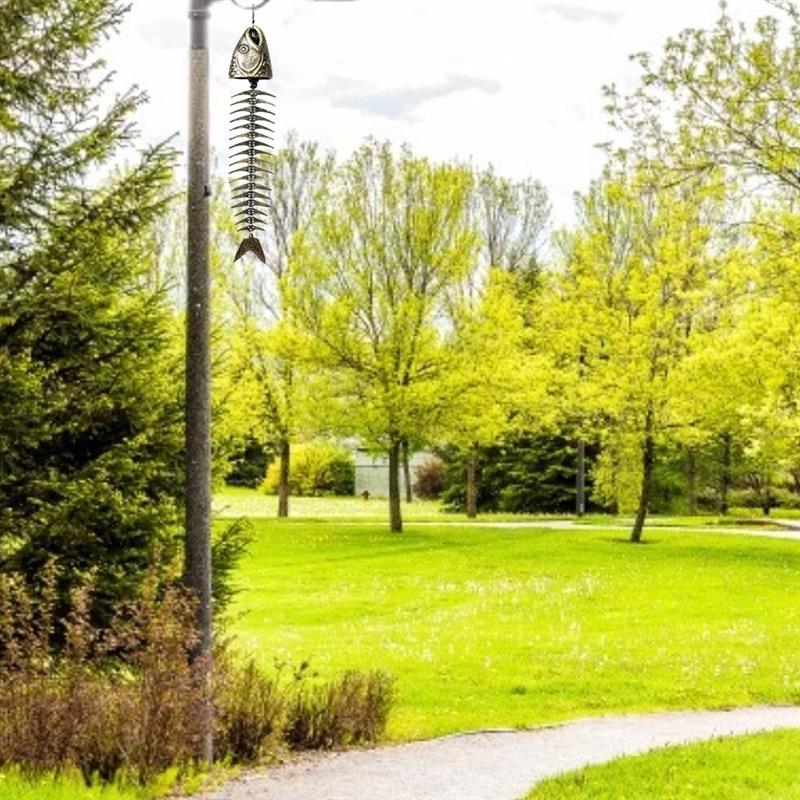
[0,0,183,616]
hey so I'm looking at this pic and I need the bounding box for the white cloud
[107,0,772,226]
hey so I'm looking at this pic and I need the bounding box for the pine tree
[0,0,183,618]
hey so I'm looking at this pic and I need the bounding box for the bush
[0,566,205,786]
[285,669,395,751]
[412,457,446,499]
[215,658,286,764]
[0,566,395,780]
[442,434,591,514]
[215,658,394,763]
[225,436,269,488]
[260,442,354,497]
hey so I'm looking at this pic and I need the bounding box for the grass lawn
[213,486,445,520]
[524,729,800,798]
[0,769,212,800]
[227,518,800,740]
[214,487,794,530]
[0,773,150,800]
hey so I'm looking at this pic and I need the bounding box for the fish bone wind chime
[228,8,275,263]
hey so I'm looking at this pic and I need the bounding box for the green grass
[0,769,215,800]
[213,486,446,520]
[228,519,800,740]
[524,729,800,798]
[0,772,152,800]
[214,487,798,530]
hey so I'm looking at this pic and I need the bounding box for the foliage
[0,0,182,617]
[285,668,395,751]
[524,729,800,800]
[0,566,205,786]
[0,563,394,778]
[605,0,800,203]
[289,139,478,531]
[412,457,446,500]
[211,519,254,613]
[225,436,270,488]
[214,657,286,764]
[442,434,596,515]
[260,441,354,497]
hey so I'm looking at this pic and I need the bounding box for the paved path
[410,518,800,542]
[482,519,800,541]
[199,706,800,800]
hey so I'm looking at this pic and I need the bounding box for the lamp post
[185,0,271,761]
[186,0,216,763]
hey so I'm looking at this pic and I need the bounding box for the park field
[524,729,800,799]
[226,514,800,740]
[0,772,164,800]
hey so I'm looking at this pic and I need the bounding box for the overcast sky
[107,0,770,225]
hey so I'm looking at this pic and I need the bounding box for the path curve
[199,706,800,800]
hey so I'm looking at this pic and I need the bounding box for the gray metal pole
[187,0,214,763]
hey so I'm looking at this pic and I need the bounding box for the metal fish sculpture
[229,23,275,263]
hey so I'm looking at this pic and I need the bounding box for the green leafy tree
[606,1,800,208]
[290,141,477,532]
[0,1,183,617]
[441,270,528,517]
[438,167,551,518]
[557,169,733,541]
[220,134,334,517]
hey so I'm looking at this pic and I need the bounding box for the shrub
[225,436,270,488]
[0,566,205,786]
[0,566,395,781]
[412,457,446,499]
[285,669,395,751]
[260,442,355,496]
[442,434,589,514]
[214,657,286,764]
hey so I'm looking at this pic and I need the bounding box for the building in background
[352,446,432,499]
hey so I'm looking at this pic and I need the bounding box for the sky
[106,0,770,226]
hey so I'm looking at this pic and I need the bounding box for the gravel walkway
[198,706,800,800]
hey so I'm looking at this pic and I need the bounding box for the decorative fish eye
[239,44,249,53]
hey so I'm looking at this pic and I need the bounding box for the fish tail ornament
[229,24,274,263]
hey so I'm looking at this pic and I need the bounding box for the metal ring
[230,0,271,9]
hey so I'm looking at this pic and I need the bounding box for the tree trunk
[401,438,413,503]
[720,432,731,515]
[576,439,586,517]
[388,440,403,533]
[631,409,655,543]
[466,448,478,519]
[685,446,697,516]
[277,438,290,518]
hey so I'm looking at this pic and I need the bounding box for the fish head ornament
[229,25,272,80]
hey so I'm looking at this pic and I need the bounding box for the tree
[557,168,731,541]
[438,167,551,518]
[606,1,800,207]
[441,270,528,518]
[290,140,477,532]
[0,1,183,618]
[471,166,550,284]
[220,134,334,517]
